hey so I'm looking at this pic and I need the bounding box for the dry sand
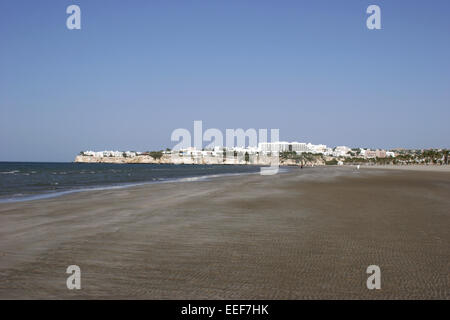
[0,166,449,299]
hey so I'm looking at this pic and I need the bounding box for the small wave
[0,170,19,174]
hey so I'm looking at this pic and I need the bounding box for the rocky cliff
[74,154,325,166]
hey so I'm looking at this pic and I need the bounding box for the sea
[0,162,261,203]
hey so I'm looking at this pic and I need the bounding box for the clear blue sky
[1,0,449,162]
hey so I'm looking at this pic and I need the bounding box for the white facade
[359,148,366,157]
[333,146,351,157]
[306,143,328,154]
[258,141,326,154]
[386,151,395,157]
[83,150,126,157]
[258,142,289,153]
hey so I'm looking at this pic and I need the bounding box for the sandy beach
[0,166,449,299]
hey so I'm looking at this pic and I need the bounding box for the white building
[359,148,367,157]
[258,142,290,153]
[333,146,352,157]
[386,151,395,157]
[258,141,317,154]
[306,143,328,154]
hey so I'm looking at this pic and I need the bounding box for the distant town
[76,141,449,166]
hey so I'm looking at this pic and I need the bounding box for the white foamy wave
[0,170,20,174]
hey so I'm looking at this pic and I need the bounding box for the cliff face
[74,154,325,166]
[74,155,162,164]
[74,154,268,165]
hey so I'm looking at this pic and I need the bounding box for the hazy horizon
[1,0,450,162]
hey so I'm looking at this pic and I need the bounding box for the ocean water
[0,162,261,203]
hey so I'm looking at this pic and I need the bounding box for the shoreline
[0,167,274,204]
[2,163,449,204]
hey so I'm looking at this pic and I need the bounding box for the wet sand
[0,167,449,299]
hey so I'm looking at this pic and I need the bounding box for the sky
[1,0,449,162]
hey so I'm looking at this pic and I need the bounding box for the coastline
[0,162,272,204]
[0,168,267,204]
[0,166,449,299]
